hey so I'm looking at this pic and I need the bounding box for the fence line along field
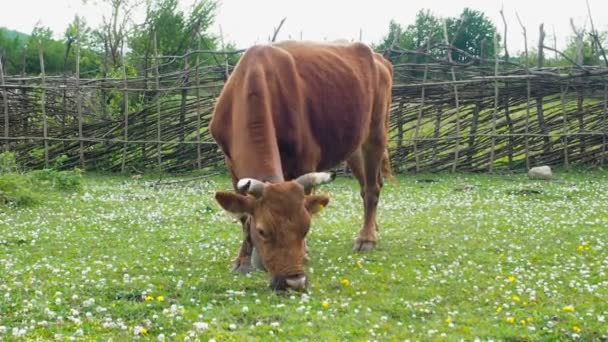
[1,24,607,173]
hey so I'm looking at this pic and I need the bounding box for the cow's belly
[278,124,363,180]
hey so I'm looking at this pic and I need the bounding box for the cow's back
[275,41,378,172]
[210,41,388,181]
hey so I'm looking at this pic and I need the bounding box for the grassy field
[1,169,607,340]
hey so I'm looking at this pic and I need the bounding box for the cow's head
[214,172,335,291]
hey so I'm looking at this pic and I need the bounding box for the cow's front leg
[232,216,254,273]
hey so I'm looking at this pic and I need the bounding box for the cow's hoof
[232,258,253,274]
[353,239,376,252]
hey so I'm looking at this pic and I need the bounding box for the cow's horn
[236,178,266,197]
[295,172,336,193]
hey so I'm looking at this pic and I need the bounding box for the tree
[446,8,497,63]
[129,0,218,73]
[376,8,498,64]
[25,24,65,74]
[0,28,27,73]
[94,0,141,68]
[63,16,101,76]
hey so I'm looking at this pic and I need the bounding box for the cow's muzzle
[270,274,308,292]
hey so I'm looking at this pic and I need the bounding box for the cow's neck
[231,132,285,184]
[231,72,286,184]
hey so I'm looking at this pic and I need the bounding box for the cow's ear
[215,192,255,215]
[305,195,329,215]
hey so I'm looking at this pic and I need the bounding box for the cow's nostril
[285,275,307,290]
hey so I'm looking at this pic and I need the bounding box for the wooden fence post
[120,43,129,173]
[414,35,432,173]
[443,20,462,172]
[468,39,486,168]
[467,102,480,168]
[560,85,570,169]
[195,37,202,169]
[432,105,442,166]
[413,65,428,173]
[0,55,8,152]
[500,8,514,169]
[489,33,499,173]
[38,41,49,168]
[76,19,85,169]
[179,51,189,157]
[602,83,607,166]
[536,24,550,157]
[154,32,162,172]
[516,12,532,170]
[396,100,404,149]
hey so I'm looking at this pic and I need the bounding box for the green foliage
[0,23,102,76]
[0,28,28,74]
[128,0,219,74]
[563,31,607,66]
[27,154,83,191]
[0,151,19,174]
[377,8,497,64]
[447,8,497,62]
[0,153,37,206]
[0,153,81,207]
[0,173,39,206]
[29,168,83,191]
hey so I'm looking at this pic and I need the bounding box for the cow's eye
[257,227,266,238]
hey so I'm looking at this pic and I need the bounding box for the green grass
[1,170,607,340]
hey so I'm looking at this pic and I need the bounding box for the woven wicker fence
[1,37,607,173]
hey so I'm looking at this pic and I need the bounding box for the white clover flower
[193,322,208,331]
[83,298,95,307]
[12,327,27,338]
[133,326,147,336]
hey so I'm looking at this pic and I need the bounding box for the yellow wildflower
[512,295,520,302]
[527,317,534,323]
[340,279,350,286]
[520,320,526,325]
[496,306,503,313]
[563,305,575,312]
[508,276,516,283]
[506,316,515,324]
[577,244,591,252]
[156,296,165,301]
[445,317,452,324]
[572,326,582,333]
[139,327,148,336]
[145,295,154,301]
[321,301,330,308]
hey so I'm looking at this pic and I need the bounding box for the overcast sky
[1,0,607,54]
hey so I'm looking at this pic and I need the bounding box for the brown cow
[210,40,393,291]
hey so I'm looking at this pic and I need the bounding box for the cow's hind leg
[348,146,383,252]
